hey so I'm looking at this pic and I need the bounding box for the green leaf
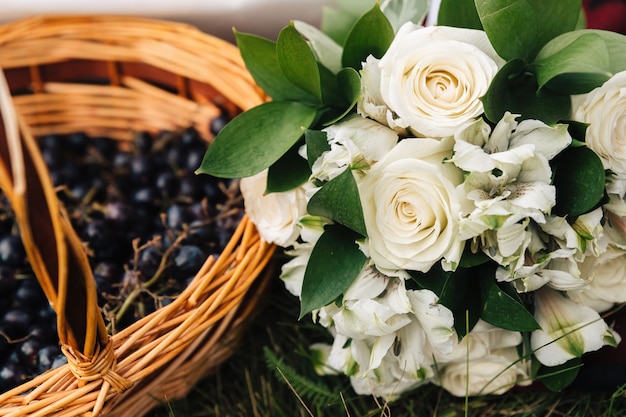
[318,64,347,109]
[412,264,482,338]
[537,29,626,76]
[307,168,367,237]
[437,0,482,29]
[526,0,583,57]
[535,29,626,95]
[409,265,449,296]
[575,8,586,30]
[481,59,571,124]
[552,146,606,217]
[197,101,316,178]
[534,32,612,95]
[459,246,490,268]
[294,20,343,74]
[342,4,394,70]
[277,24,322,102]
[321,6,361,45]
[300,224,367,318]
[266,140,311,193]
[475,0,582,61]
[321,67,362,126]
[305,129,330,170]
[439,267,483,338]
[235,31,313,103]
[565,120,589,142]
[537,358,582,391]
[480,279,540,332]
[381,0,430,33]
[475,0,537,61]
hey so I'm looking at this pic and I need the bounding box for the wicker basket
[0,15,275,417]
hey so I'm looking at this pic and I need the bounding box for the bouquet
[198,0,626,399]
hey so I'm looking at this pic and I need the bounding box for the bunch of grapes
[0,113,240,391]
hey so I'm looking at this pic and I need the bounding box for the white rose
[359,23,504,138]
[434,321,529,396]
[358,136,464,272]
[574,70,626,175]
[569,243,626,312]
[437,347,529,396]
[240,169,308,247]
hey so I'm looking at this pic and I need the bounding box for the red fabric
[584,0,626,34]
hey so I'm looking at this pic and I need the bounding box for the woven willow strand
[0,15,273,417]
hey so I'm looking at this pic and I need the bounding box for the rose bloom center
[425,70,460,103]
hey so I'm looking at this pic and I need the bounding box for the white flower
[569,242,626,312]
[279,241,314,298]
[358,136,464,272]
[358,23,504,138]
[240,169,308,247]
[312,115,398,182]
[574,70,626,175]
[314,279,455,400]
[531,287,616,367]
[434,320,529,396]
[437,347,530,396]
[408,290,455,355]
[450,114,571,282]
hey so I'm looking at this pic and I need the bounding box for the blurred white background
[0,0,335,42]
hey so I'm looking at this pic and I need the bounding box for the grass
[146,279,626,417]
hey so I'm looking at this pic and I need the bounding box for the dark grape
[18,338,41,369]
[37,345,61,374]
[134,131,153,154]
[0,235,26,268]
[0,120,241,388]
[169,245,206,279]
[210,113,230,135]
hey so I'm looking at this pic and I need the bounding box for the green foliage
[234,31,314,103]
[307,168,367,236]
[480,279,541,332]
[534,32,612,94]
[437,0,482,29]
[412,262,539,336]
[411,264,484,338]
[380,0,430,32]
[536,358,583,391]
[147,283,626,417]
[536,29,626,76]
[534,30,626,94]
[481,59,571,124]
[476,0,538,61]
[438,267,483,337]
[293,20,343,74]
[341,3,395,70]
[475,0,582,61]
[322,67,361,125]
[300,224,367,319]
[304,129,330,170]
[321,0,376,45]
[552,146,606,217]
[263,347,338,411]
[277,24,323,103]
[266,141,310,193]
[197,101,316,178]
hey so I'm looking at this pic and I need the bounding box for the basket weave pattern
[0,15,274,417]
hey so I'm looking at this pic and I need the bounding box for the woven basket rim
[0,14,274,417]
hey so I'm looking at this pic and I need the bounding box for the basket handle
[0,68,108,358]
